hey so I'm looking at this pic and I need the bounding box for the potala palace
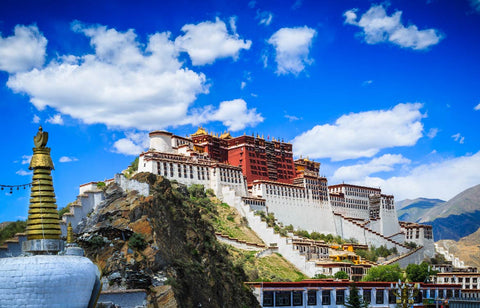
[138,128,435,260]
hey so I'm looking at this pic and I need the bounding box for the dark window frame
[307,290,317,306]
[336,289,345,305]
[376,289,384,304]
[322,290,331,305]
[275,291,291,307]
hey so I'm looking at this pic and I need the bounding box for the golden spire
[26,126,61,241]
[67,222,73,244]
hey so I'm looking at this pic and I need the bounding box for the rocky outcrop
[76,173,259,308]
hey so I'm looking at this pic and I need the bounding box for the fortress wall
[390,246,426,268]
[265,196,336,234]
[379,208,401,237]
[115,174,149,197]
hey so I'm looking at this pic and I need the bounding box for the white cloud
[332,154,411,182]
[7,22,209,130]
[474,103,480,111]
[292,103,424,161]
[241,81,247,89]
[360,152,480,200]
[362,80,373,86]
[0,25,47,73]
[46,114,64,125]
[113,131,149,156]
[174,17,252,66]
[470,0,480,12]
[427,128,439,139]
[344,5,443,50]
[452,133,465,144]
[202,99,264,131]
[267,26,316,75]
[32,114,40,123]
[16,169,32,176]
[256,10,273,26]
[285,114,300,121]
[59,156,78,163]
[21,155,32,165]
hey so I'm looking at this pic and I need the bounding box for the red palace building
[190,127,302,186]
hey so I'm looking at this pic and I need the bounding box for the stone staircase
[383,246,425,268]
[220,186,320,277]
[335,213,408,253]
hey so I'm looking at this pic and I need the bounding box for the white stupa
[0,127,101,307]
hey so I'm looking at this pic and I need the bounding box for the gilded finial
[26,127,61,242]
[67,222,73,244]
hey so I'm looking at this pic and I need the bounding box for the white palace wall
[251,182,336,235]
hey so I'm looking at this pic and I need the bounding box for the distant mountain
[419,184,480,223]
[396,184,480,241]
[396,198,445,222]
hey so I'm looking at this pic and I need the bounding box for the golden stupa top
[29,126,54,170]
[191,126,208,136]
[26,126,61,241]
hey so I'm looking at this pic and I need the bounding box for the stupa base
[22,239,64,254]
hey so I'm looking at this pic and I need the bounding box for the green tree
[313,273,332,279]
[406,262,436,282]
[334,270,350,280]
[345,283,369,308]
[363,264,402,282]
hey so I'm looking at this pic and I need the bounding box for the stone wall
[97,290,147,308]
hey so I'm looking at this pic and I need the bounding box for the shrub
[188,184,206,199]
[88,235,106,249]
[128,233,147,251]
[205,188,215,197]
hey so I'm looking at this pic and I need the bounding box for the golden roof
[191,126,208,136]
[219,131,232,139]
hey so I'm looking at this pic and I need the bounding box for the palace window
[376,289,384,304]
[292,291,302,306]
[275,291,291,306]
[446,290,453,298]
[388,290,396,304]
[439,289,445,298]
[307,290,317,305]
[322,290,331,305]
[336,290,345,305]
[263,291,273,307]
[363,289,371,303]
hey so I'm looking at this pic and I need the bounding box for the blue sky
[1,0,479,222]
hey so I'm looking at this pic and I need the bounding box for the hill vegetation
[0,220,26,245]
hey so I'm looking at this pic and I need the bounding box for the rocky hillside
[436,227,480,268]
[76,173,259,308]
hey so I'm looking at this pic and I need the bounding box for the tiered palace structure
[138,128,434,257]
